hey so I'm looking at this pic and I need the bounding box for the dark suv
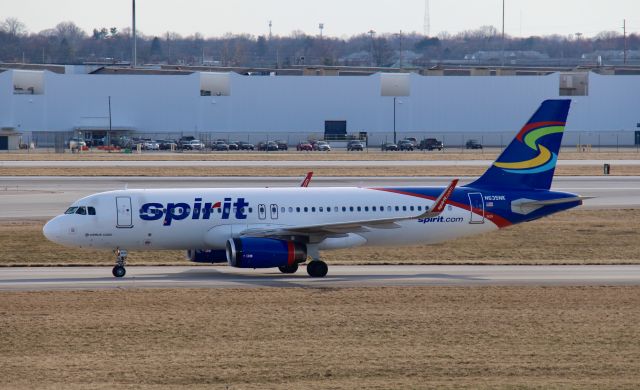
[397,140,415,151]
[419,138,444,151]
[465,139,483,149]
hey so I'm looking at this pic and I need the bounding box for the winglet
[418,179,458,219]
[300,172,313,187]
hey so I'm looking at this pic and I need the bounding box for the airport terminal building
[1,66,639,148]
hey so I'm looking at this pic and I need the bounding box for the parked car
[67,138,87,149]
[237,141,255,150]
[381,142,398,151]
[143,140,160,150]
[182,139,205,150]
[419,138,444,151]
[158,139,178,150]
[297,142,313,151]
[227,141,239,150]
[465,139,483,149]
[274,140,288,150]
[397,139,414,151]
[212,141,229,151]
[347,140,364,151]
[315,141,331,151]
[266,141,279,151]
[403,137,418,146]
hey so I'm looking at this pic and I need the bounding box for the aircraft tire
[112,265,126,278]
[278,264,299,274]
[307,261,328,278]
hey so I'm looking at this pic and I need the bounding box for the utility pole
[423,0,430,36]
[623,19,627,65]
[368,30,376,67]
[319,23,324,39]
[501,0,505,67]
[268,20,272,40]
[396,30,403,69]
[132,0,137,68]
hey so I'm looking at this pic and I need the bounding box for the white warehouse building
[1,68,639,148]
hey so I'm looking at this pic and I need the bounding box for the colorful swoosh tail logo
[494,123,564,174]
[469,99,571,190]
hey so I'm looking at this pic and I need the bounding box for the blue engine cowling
[226,238,307,268]
[186,249,228,263]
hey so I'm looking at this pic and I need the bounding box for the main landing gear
[278,264,299,274]
[112,249,127,278]
[306,260,328,278]
[305,245,328,277]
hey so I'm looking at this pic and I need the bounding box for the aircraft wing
[240,179,458,239]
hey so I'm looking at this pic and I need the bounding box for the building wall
[0,70,639,145]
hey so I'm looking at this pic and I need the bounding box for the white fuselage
[43,186,496,251]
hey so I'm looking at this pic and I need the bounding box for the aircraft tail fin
[469,99,571,191]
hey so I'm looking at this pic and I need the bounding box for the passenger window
[249,207,253,213]
[387,206,392,211]
[88,207,96,215]
[357,206,361,212]
[304,207,308,212]
[349,207,354,212]
[288,207,293,213]
[342,207,346,212]
[402,206,407,211]
[334,207,338,212]
[319,207,323,212]
[281,207,286,213]
[312,207,316,212]
[326,207,331,213]
[296,207,301,212]
[75,206,87,215]
[364,206,369,212]
[410,206,414,211]
[395,206,399,211]
[417,206,422,211]
[372,206,377,211]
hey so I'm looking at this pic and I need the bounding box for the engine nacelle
[186,249,228,263]
[226,238,307,268]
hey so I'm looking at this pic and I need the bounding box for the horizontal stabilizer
[511,196,591,215]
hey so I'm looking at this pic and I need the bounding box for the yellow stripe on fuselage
[493,144,551,169]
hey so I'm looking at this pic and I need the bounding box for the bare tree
[2,17,26,37]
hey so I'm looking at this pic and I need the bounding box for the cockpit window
[75,206,87,215]
[88,207,96,215]
[65,207,78,214]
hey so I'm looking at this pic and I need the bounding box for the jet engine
[186,249,228,263]
[226,238,307,268]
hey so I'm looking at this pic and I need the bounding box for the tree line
[1,17,638,67]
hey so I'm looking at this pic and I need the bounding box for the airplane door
[116,196,133,228]
[270,204,278,219]
[468,193,484,224]
[258,204,266,220]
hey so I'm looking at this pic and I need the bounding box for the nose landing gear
[112,249,128,278]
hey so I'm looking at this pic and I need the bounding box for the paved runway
[2,159,639,167]
[1,176,638,218]
[1,265,638,291]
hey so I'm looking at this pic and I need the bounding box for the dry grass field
[1,164,638,177]
[3,209,639,266]
[1,286,639,389]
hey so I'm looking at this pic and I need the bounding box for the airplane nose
[43,218,61,242]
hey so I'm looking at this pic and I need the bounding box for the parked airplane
[43,100,585,278]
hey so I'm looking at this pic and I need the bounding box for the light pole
[393,97,402,143]
[368,30,376,66]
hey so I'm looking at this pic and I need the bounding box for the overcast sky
[4,0,640,38]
